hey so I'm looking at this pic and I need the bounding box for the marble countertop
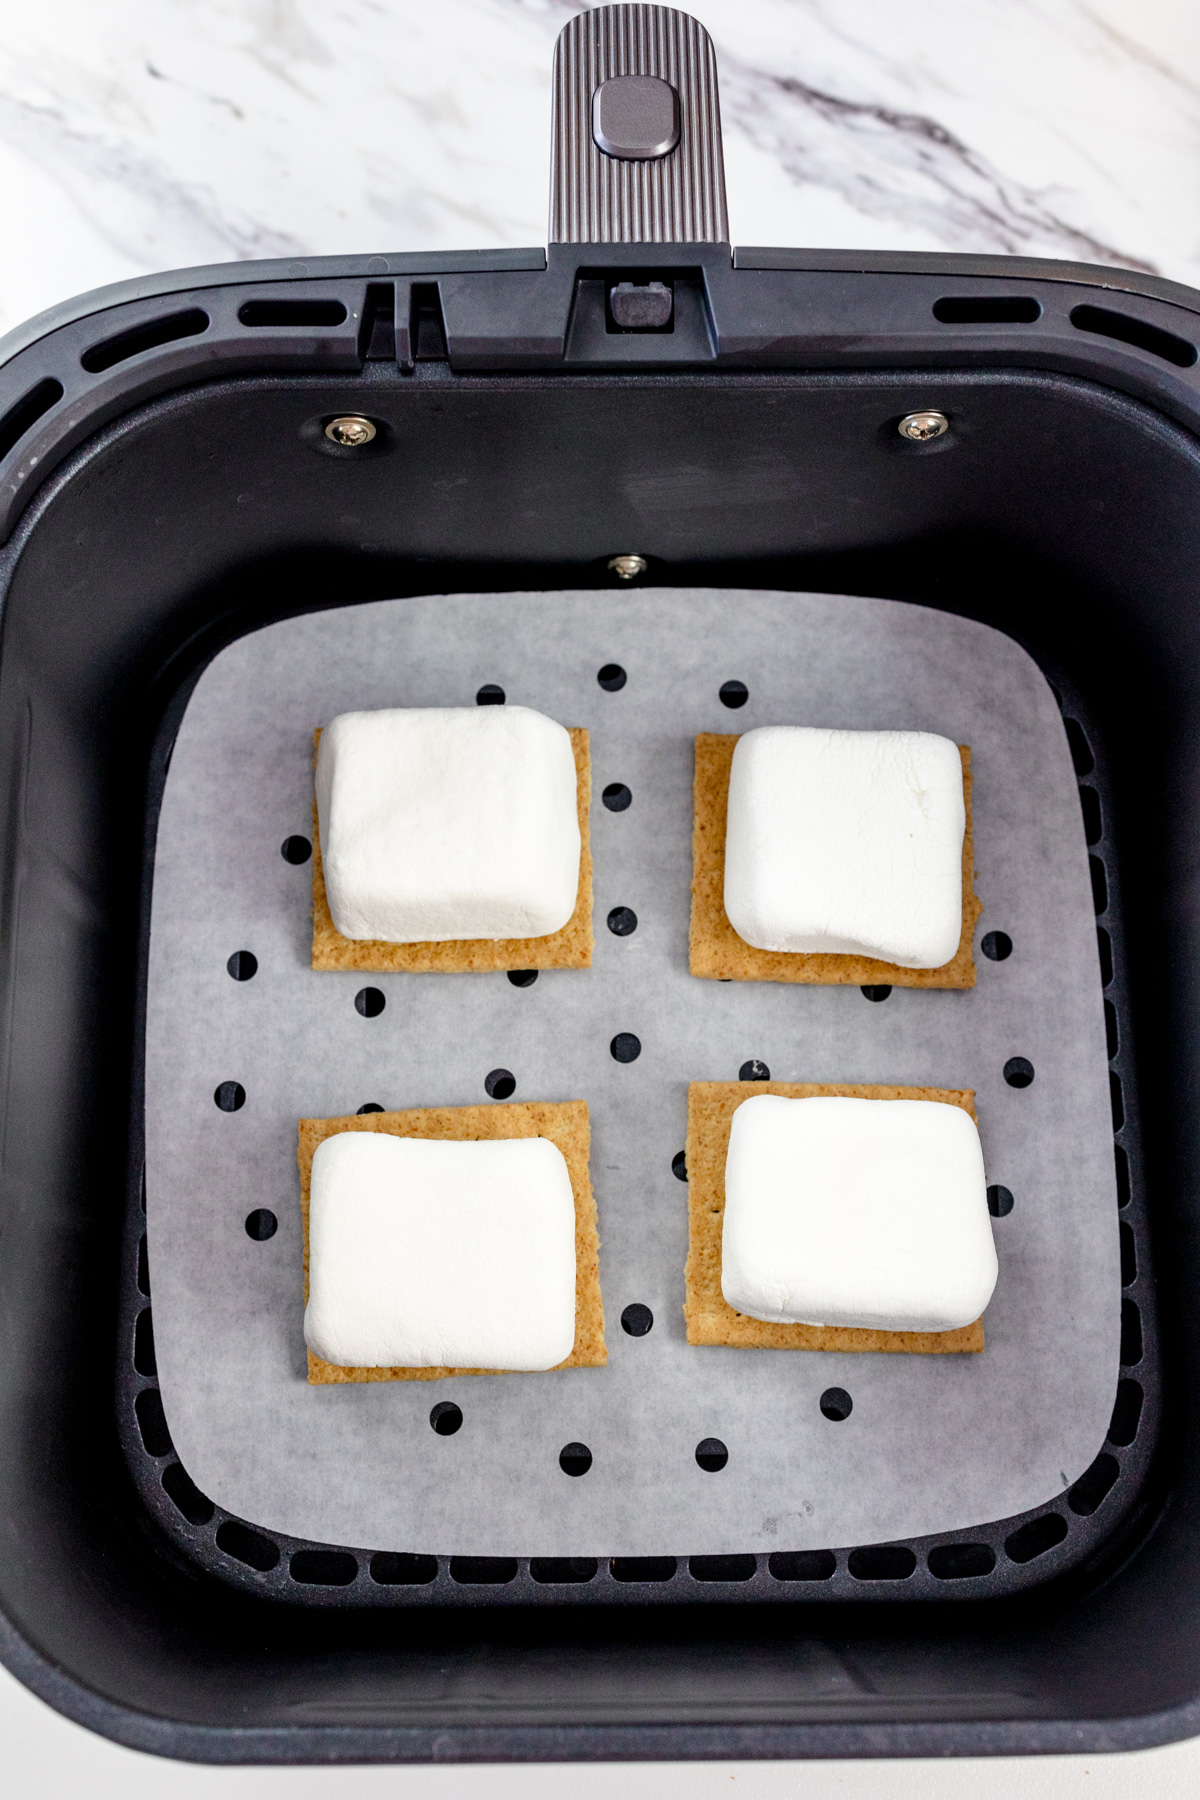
[0,0,1196,337]
[2,2,1199,1792]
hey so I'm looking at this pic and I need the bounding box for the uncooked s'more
[312,705,593,972]
[684,1081,995,1354]
[299,1100,606,1383]
[690,728,982,987]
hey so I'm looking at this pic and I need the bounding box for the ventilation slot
[359,282,396,360]
[1070,303,1197,368]
[410,284,448,360]
[688,1554,756,1582]
[290,1549,358,1586]
[0,377,63,462]
[1004,1512,1067,1564]
[237,299,348,327]
[81,308,209,373]
[933,296,1041,324]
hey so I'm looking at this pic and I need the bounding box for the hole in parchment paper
[1108,1378,1143,1446]
[607,906,638,936]
[611,1556,677,1583]
[430,1402,463,1436]
[719,680,749,709]
[1068,1452,1119,1516]
[450,1557,518,1585]
[1110,1070,1125,1130]
[769,1550,835,1582]
[370,1552,437,1585]
[1003,1057,1034,1088]
[559,1442,593,1476]
[1115,1143,1130,1207]
[611,1033,641,1063]
[1080,785,1102,844]
[214,1081,245,1112]
[475,683,505,705]
[135,1389,172,1457]
[927,1543,995,1580]
[290,1550,358,1586]
[1098,926,1113,986]
[227,950,257,980]
[739,1060,770,1082]
[485,1068,516,1098]
[695,1437,728,1472]
[507,970,538,987]
[1106,999,1119,1060]
[848,1545,916,1581]
[161,1461,214,1526]
[621,1303,653,1336]
[597,663,627,691]
[602,782,632,811]
[137,1235,150,1295]
[245,1208,277,1241]
[861,985,892,1002]
[354,987,385,1018]
[820,1388,853,1421]
[1004,1512,1067,1564]
[357,1103,384,1114]
[689,1555,756,1582]
[981,931,1012,961]
[987,1186,1014,1218]
[216,1521,280,1572]
[672,1150,687,1181]
[531,1558,598,1583]
[281,835,311,864]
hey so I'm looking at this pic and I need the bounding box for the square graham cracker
[298,1099,607,1383]
[689,735,982,988]
[683,1081,984,1354]
[310,727,594,972]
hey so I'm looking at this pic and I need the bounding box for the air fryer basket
[1,1,1199,1766]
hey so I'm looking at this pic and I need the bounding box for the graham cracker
[311,727,593,972]
[299,1099,606,1383]
[689,735,982,987]
[683,1081,984,1354]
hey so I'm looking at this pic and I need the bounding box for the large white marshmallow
[721,1094,997,1332]
[723,726,965,968]
[304,1132,577,1370]
[315,705,581,942]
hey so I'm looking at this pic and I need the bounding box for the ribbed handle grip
[549,4,729,245]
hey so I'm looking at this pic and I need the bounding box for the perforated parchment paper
[145,591,1119,1557]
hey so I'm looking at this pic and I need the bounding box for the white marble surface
[2,2,1199,1788]
[0,0,1197,338]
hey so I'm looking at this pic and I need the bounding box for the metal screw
[325,415,377,448]
[608,554,648,581]
[898,410,949,443]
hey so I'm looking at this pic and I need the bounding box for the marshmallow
[723,727,965,968]
[304,1132,577,1370]
[721,1095,997,1332]
[315,705,580,942]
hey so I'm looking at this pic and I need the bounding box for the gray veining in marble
[0,0,1196,336]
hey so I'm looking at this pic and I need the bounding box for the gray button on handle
[592,75,680,160]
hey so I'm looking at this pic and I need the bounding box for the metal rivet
[898,410,949,442]
[608,554,648,581]
[325,415,377,447]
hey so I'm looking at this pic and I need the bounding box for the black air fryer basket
[0,2,1196,1766]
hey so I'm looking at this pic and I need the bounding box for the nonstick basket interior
[0,265,1198,1759]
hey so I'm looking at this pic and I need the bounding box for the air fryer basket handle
[549,3,729,244]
